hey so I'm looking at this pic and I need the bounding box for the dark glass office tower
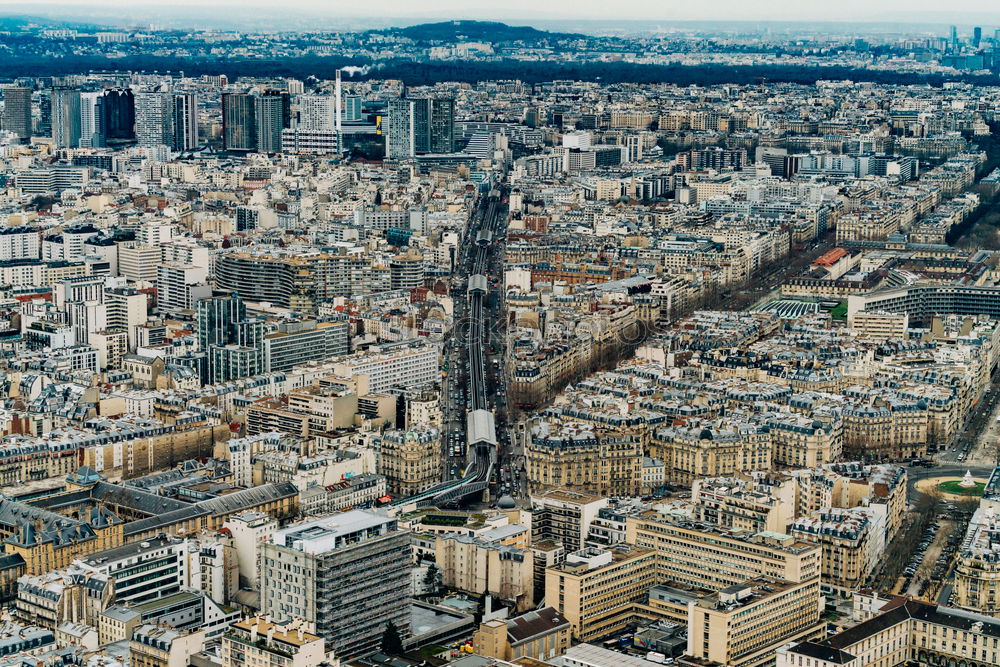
[1,87,32,142]
[222,93,256,152]
[102,88,135,141]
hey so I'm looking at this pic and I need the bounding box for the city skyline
[4,1,1000,28]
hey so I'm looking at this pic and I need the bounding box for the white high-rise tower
[335,69,343,133]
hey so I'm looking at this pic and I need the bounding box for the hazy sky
[2,0,999,23]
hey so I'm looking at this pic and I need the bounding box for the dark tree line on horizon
[1,55,998,88]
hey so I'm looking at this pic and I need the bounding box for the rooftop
[271,510,396,554]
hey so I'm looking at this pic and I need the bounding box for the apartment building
[545,545,657,641]
[130,625,206,667]
[378,427,443,497]
[777,598,1000,667]
[767,415,842,469]
[259,511,410,658]
[332,342,438,394]
[841,401,929,461]
[954,502,1000,616]
[649,422,773,486]
[526,420,643,497]
[684,577,824,667]
[435,533,534,611]
[530,489,608,555]
[625,509,822,590]
[221,616,331,667]
[15,567,112,629]
[789,506,885,596]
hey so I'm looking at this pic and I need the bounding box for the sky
[2,0,999,25]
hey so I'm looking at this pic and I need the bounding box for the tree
[380,621,404,656]
[981,436,1000,467]
[422,563,442,595]
[29,195,55,212]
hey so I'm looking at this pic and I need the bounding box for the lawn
[830,302,848,320]
[417,645,448,659]
[938,480,985,496]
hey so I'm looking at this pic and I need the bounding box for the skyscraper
[385,97,455,159]
[52,88,81,148]
[298,95,335,132]
[262,90,291,129]
[385,98,416,159]
[196,292,264,382]
[260,511,411,658]
[1,87,32,142]
[197,291,249,350]
[134,92,197,151]
[222,93,256,152]
[344,95,363,123]
[102,88,135,141]
[171,93,199,151]
[254,94,284,154]
[79,92,106,148]
[134,91,172,148]
[974,26,983,48]
[950,25,959,53]
[427,97,455,153]
[37,90,51,138]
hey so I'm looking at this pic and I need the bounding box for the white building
[0,227,40,261]
[223,511,279,590]
[332,341,438,394]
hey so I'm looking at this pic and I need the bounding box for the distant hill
[384,20,581,44]
[0,14,102,31]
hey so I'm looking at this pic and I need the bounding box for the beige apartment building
[649,423,773,487]
[953,505,1000,617]
[767,416,842,469]
[789,507,883,596]
[378,427,443,497]
[625,509,822,589]
[221,616,330,667]
[509,339,589,409]
[80,423,232,481]
[686,578,824,667]
[848,310,909,341]
[545,545,657,642]
[436,533,534,611]
[841,402,929,462]
[131,625,206,667]
[777,598,1000,667]
[609,111,654,130]
[526,421,643,497]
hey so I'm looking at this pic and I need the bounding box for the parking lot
[896,501,974,601]
[904,517,956,597]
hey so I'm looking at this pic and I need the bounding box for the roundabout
[915,475,987,501]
